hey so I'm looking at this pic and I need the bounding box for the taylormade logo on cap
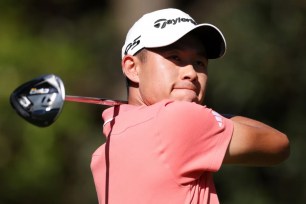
[124,16,196,56]
[153,17,196,29]
[121,8,226,59]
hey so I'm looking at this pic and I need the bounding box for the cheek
[151,70,175,95]
[198,73,208,87]
[197,73,208,99]
[138,65,166,94]
[143,68,176,101]
[149,61,177,87]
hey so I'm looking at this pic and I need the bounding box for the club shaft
[65,95,127,106]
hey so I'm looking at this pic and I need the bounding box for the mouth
[172,83,200,101]
[173,83,198,93]
[173,88,197,96]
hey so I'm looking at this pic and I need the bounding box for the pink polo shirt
[91,100,233,204]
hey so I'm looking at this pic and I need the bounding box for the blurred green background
[0,0,305,203]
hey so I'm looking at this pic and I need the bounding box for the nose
[181,64,198,81]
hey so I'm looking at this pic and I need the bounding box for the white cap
[121,8,226,59]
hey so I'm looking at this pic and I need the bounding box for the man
[91,8,290,204]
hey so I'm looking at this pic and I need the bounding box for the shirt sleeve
[155,101,234,185]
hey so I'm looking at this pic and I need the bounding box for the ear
[121,55,140,83]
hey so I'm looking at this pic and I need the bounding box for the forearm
[223,114,276,128]
[229,115,280,130]
[223,115,290,166]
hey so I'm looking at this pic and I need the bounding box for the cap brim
[143,23,226,59]
[190,24,226,59]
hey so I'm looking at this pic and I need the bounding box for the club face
[10,74,65,127]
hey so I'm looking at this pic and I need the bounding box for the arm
[223,116,290,166]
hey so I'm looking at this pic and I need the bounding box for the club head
[10,74,65,127]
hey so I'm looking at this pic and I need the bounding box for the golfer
[91,8,290,204]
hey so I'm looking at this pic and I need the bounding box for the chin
[171,92,203,104]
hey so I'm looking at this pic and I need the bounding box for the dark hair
[135,48,147,63]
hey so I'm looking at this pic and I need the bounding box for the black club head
[10,74,65,127]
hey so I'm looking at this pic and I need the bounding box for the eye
[168,55,181,62]
[197,60,206,67]
[195,60,207,68]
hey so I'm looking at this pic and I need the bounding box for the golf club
[10,74,127,127]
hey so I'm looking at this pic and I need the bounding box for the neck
[127,86,145,106]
